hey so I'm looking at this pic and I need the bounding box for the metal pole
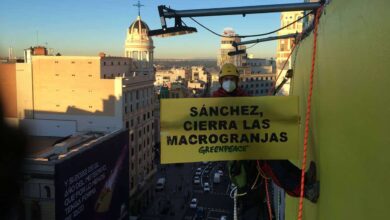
[162,2,321,18]
[234,33,297,46]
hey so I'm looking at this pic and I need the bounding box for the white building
[124,15,157,214]
[217,28,246,69]
[125,16,154,75]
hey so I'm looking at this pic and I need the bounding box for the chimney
[99,52,106,58]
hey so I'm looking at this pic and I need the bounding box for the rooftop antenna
[133,0,144,17]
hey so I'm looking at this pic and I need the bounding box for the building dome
[129,16,149,35]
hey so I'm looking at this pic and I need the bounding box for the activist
[212,63,319,220]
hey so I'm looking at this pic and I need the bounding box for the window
[131,148,134,156]
[148,112,150,119]
[131,119,134,127]
[126,121,129,128]
[131,133,134,141]
[138,130,141,137]
[103,62,106,66]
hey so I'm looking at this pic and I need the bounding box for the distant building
[22,130,129,220]
[217,28,246,69]
[155,67,190,86]
[209,72,220,94]
[236,56,276,96]
[125,16,154,72]
[276,11,303,95]
[191,66,208,82]
[246,58,276,74]
[239,73,276,96]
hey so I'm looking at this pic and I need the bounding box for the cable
[268,42,297,96]
[246,42,260,50]
[188,10,313,39]
[297,6,323,220]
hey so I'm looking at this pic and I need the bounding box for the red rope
[297,7,322,220]
[256,160,273,220]
[265,178,273,220]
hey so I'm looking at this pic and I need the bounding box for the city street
[140,162,233,220]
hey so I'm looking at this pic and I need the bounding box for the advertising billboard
[55,130,129,220]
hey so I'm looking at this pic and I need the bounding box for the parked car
[193,176,200,184]
[203,182,210,192]
[213,173,221,183]
[220,215,227,220]
[190,198,198,209]
[155,177,166,191]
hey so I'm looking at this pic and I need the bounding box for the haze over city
[0,0,301,59]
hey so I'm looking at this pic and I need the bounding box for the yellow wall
[286,0,390,219]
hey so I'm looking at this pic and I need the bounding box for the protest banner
[160,96,299,163]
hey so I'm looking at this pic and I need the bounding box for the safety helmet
[220,63,239,78]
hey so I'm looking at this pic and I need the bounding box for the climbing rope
[297,6,323,220]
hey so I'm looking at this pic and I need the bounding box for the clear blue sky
[0,0,302,59]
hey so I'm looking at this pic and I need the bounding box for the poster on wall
[55,130,129,220]
[160,96,300,163]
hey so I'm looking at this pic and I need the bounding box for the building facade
[124,15,157,215]
[22,130,129,220]
[217,28,246,69]
[276,11,304,95]
[0,47,156,217]
[238,57,276,96]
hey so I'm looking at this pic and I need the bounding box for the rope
[233,188,238,220]
[297,6,322,220]
[265,178,274,220]
[256,160,272,220]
